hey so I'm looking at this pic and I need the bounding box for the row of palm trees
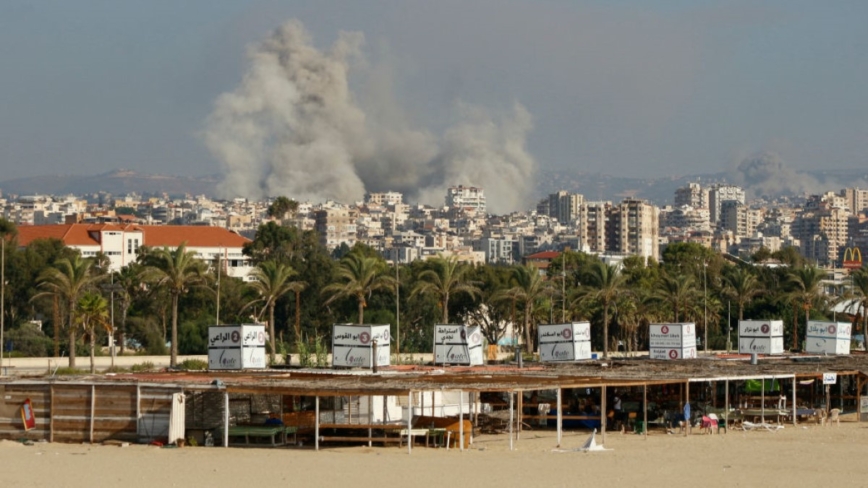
[18,230,868,368]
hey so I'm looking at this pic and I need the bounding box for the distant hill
[2,167,866,207]
[0,169,221,198]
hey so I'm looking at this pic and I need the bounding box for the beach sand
[2,422,865,488]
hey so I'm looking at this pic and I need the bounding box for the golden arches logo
[843,247,862,269]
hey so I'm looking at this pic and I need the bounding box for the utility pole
[703,261,708,354]
[215,254,221,325]
[395,257,400,357]
[561,266,566,322]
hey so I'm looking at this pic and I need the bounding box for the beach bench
[317,423,404,446]
[227,425,298,447]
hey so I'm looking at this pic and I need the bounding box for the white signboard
[649,323,696,348]
[823,372,838,385]
[433,324,484,366]
[538,323,592,362]
[805,337,850,356]
[332,324,391,368]
[649,347,697,360]
[807,321,852,340]
[208,325,267,370]
[738,320,784,338]
[738,336,785,355]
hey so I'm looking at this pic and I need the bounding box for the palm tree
[722,267,762,321]
[785,265,827,351]
[322,253,396,324]
[35,255,103,368]
[140,243,206,367]
[288,281,308,341]
[77,292,110,373]
[654,272,698,323]
[575,262,628,359]
[0,219,16,368]
[411,254,481,323]
[494,265,552,353]
[247,261,304,364]
[848,269,868,340]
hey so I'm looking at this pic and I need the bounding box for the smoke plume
[205,20,536,213]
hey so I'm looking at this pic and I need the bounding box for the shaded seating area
[227,425,298,447]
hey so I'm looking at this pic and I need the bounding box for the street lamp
[100,270,123,368]
[703,261,708,354]
[561,266,566,323]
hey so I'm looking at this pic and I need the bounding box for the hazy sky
[1,0,867,183]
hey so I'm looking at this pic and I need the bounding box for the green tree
[322,253,395,324]
[140,243,207,367]
[0,219,17,367]
[76,292,110,373]
[247,261,304,364]
[654,272,699,323]
[267,196,299,221]
[35,255,103,367]
[494,265,552,353]
[846,269,868,337]
[722,266,762,321]
[574,261,628,359]
[785,265,828,350]
[411,255,481,323]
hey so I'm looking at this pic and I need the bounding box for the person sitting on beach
[264,413,284,426]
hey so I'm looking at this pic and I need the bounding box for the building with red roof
[16,224,253,279]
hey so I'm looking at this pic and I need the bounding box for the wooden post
[509,391,514,451]
[792,378,797,426]
[49,386,55,443]
[643,384,648,439]
[368,395,373,448]
[517,392,523,437]
[407,391,413,455]
[724,380,729,433]
[761,378,766,423]
[136,385,141,438]
[556,388,562,447]
[459,390,464,452]
[223,392,230,447]
[315,396,320,451]
[857,376,863,423]
[89,385,95,444]
[600,385,607,446]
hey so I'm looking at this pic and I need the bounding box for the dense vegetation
[0,218,865,366]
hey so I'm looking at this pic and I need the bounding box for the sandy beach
[3,421,866,488]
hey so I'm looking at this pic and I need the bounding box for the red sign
[843,247,862,270]
[21,398,36,431]
[661,325,669,334]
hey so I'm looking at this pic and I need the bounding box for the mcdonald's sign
[843,247,863,270]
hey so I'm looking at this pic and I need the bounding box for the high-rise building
[792,195,849,266]
[674,183,707,209]
[548,190,584,225]
[708,185,746,224]
[315,207,358,249]
[446,186,486,213]
[720,201,762,237]
[578,201,610,253]
[841,188,868,215]
[608,199,659,260]
[365,191,403,206]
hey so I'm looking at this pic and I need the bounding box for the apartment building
[446,186,486,213]
[314,206,358,250]
[608,199,659,260]
[15,223,254,279]
[720,201,762,237]
[674,182,707,209]
[548,190,584,225]
[792,194,849,266]
[708,184,746,225]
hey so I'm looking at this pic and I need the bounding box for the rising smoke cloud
[205,20,536,213]
[729,151,868,199]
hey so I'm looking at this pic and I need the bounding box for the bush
[53,367,86,376]
[4,325,54,357]
[130,361,156,372]
[177,358,208,370]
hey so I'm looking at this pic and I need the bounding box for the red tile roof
[525,251,561,260]
[16,224,250,249]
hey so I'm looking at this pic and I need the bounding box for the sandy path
[2,422,866,488]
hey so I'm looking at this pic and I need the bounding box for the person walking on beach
[682,402,691,436]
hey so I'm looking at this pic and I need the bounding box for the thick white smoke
[204,20,536,213]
